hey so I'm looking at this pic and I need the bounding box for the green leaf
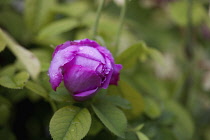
[52,1,90,17]
[147,48,164,66]
[24,0,56,32]
[0,71,29,89]
[92,101,127,138]
[49,106,91,140]
[136,132,150,140]
[37,19,78,39]
[108,80,144,119]
[0,29,41,79]
[14,71,30,87]
[0,64,16,77]
[168,1,206,26]
[144,97,161,119]
[25,81,48,98]
[134,124,144,131]
[116,42,148,69]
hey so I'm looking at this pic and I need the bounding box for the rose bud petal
[48,39,122,101]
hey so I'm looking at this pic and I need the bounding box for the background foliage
[0,0,210,140]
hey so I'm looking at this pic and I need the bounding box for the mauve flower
[48,39,122,101]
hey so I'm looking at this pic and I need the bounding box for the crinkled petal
[109,64,122,85]
[101,57,113,89]
[52,41,72,57]
[63,64,101,94]
[73,88,98,101]
[74,55,101,71]
[48,45,78,91]
[97,46,114,62]
[77,46,105,63]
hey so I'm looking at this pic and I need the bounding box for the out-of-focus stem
[48,98,57,113]
[114,0,127,55]
[180,0,194,106]
[92,0,105,40]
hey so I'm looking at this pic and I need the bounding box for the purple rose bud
[48,39,122,101]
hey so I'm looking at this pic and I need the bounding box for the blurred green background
[0,0,210,140]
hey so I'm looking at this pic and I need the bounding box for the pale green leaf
[50,106,91,140]
[0,71,29,89]
[52,1,90,17]
[147,48,165,66]
[37,19,78,39]
[92,102,127,138]
[136,132,150,140]
[0,29,41,79]
[25,81,48,98]
[144,97,161,119]
[134,124,144,131]
[0,37,6,52]
[116,42,148,69]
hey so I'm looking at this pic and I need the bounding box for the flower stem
[92,0,105,40]
[114,0,127,55]
[48,98,57,113]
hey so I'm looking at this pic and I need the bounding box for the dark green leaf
[92,101,127,138]
[88,116,103,136]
